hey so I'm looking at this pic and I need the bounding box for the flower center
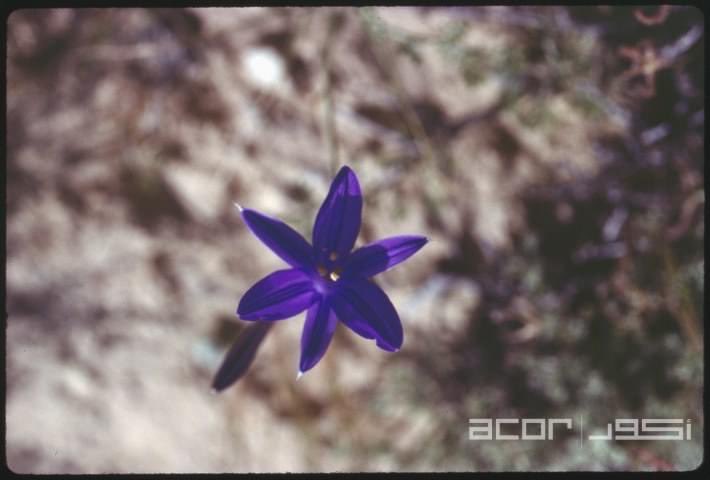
[317,265,341,283]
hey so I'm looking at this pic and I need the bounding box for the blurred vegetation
[6,6,703,472]
[357,5,704,470]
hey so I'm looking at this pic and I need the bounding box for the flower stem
[322,15,340,178]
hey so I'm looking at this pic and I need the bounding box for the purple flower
[212,166,426,391]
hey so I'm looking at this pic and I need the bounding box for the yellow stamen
[329,271,340,282]
[317,266,327,277]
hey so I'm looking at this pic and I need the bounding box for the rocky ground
[6,7,704,472]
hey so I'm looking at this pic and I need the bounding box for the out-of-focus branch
[662,245,702,352]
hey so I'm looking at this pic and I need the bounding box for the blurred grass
[6,6,703,472]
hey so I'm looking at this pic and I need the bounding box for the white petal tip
[296,371,304,380]
[233,202,244,212]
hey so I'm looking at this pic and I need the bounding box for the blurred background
[5,6,704,472]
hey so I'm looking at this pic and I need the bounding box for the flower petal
[237,268,317,321]
[299,299,338,374]
[211,322,272,392]
[312,166,362,264]
[241,208,315,269]
[342,235,428,278]
[331,277,403,351]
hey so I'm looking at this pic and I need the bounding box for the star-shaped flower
[212,166,427,391]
